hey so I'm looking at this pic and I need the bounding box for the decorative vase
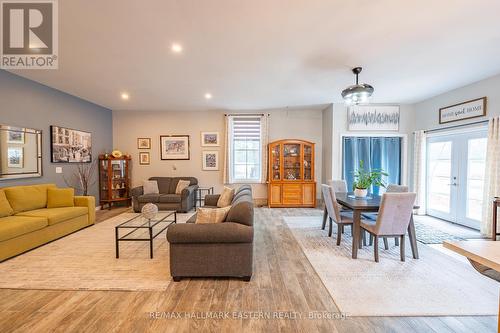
[354,188,368,198]
[141,203,158,220]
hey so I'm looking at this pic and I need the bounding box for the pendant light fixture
[341,67,374,105]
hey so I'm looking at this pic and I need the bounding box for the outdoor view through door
[426,128,488,229]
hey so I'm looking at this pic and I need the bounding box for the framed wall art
[202,151,219,171]
[439,97,487,124]
[201,132,220,147]
[139,152,150,165]
[160,135,190,160]
[50,126,92,163]
[7,147,23,168]
[348,105,400,131]
[137,138,151,149]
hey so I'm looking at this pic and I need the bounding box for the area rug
[284,216,499,316]
[413,220,465,244]
[0,212,194,291]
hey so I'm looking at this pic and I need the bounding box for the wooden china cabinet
[99,155,132,209]
[268,139,316,208]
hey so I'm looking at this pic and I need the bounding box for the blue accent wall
[0,70,113,199]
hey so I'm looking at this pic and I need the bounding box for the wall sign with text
[439,97,487,124]
[348,105,400,131]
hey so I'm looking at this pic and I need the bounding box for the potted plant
[352,160,388,198]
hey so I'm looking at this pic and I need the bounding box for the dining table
[334,192,420,259]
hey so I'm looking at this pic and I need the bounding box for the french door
[426,128,487,229]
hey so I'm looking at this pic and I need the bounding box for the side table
[196,187,214,208]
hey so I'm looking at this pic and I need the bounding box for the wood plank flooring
[0,207,496,332]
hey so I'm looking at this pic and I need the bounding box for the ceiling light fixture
[121,92,129,100]
[171,43,183,53]
[341,67,374,105]
[204,93,212,100]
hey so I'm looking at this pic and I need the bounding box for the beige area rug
[284,216,499,317]
[0,212,194,291]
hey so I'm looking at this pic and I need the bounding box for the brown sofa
[166,185,254,281]
[131,177,198,213]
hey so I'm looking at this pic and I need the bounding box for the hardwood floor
[0,207,496,332]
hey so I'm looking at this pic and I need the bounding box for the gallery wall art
[51,126,92,163]
[160,135,190,160]
[348,105,400,131]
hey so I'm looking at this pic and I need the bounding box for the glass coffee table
[115,211,176,259]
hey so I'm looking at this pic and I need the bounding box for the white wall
[330,103,415,185]
[112,107,323,201]
[414,74,500,131]
[321,104,334,183]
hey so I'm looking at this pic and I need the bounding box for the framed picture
[202,151,219,171]
[137,138,151,149]
[201,132,220,147]
[7,130,24,144]
[50,126,92,163]
[139,152,150,165]
[7,147,23,168]
[160,135,190,160]
[348,105,400,131]
[439,97,487,124]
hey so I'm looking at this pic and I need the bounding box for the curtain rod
[224,113,270,116]
[421,119,489,134]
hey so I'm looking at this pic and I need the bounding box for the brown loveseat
[166,185,254,281]
[131,177,198,213]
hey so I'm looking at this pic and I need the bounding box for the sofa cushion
[217,187,234,207]
[175,180,191,195]
[137,194,160,203]
[149,177,171,194]
[0,190,14,218]
[169,177,198,194]
[0,215,48,241]
[195,206,231,224]
[47,188,75,208]
[143,180,159,195]
[4,184,56,214]
[158,194,181,203]
[17,207,88,226]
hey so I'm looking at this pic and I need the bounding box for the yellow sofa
[0,184,95,262]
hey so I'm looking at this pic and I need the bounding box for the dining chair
[322,180,351,232]
[364,184,409,248]
[360,192,417,262]
[321,184,354,245]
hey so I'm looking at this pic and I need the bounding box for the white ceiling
[8,0,500,111]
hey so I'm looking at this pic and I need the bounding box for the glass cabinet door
[111,160,127,199]
[303,144,312,180]
[283,144,301,180]
[271,144,281,180]
[100,160,109,200]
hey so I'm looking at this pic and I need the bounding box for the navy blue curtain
[342,137,401,195]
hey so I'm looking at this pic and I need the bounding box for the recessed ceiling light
[121,92,129,100]
[204,93,212,100]
[171,43,183,53]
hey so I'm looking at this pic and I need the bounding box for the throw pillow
[195,206,231,224]
[0,190,14,217]
[143,180,159,194]
[175,180,191,195]
[47,188,75,208]
[217,186,234,207]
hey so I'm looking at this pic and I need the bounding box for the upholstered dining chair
[322,179,351,231]
[360,192,417,262]
[364,184,409,248]
[321,184,354,245]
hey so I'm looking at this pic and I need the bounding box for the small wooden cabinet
[99,156,132,209]
[268,139,316,208]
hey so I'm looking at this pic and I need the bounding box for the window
[229,116,262,183]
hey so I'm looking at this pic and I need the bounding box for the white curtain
[481,116,500,237]
[412,130,427,215]
[260,114,269,184]
[222,115,231,184]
